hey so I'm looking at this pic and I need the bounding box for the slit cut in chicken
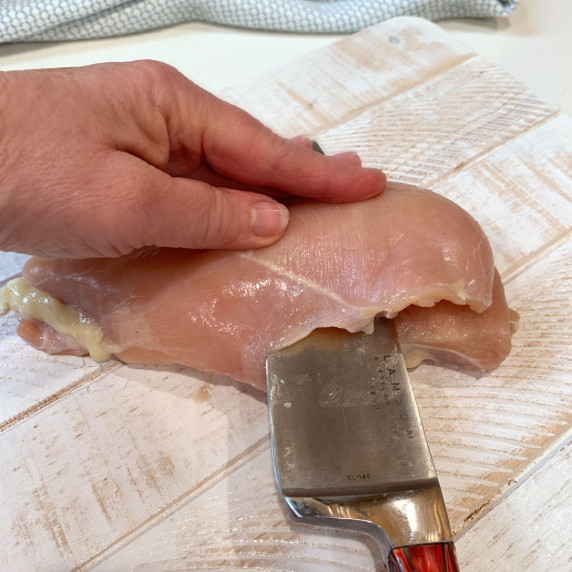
[1,183,517,389]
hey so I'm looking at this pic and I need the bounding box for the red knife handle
[388,542,459,572]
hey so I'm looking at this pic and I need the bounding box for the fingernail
[359,168,387,197]
[251,202,289,237]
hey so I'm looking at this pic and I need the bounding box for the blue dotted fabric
[1,0,518,43]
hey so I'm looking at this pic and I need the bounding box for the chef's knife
[266,318,459,571]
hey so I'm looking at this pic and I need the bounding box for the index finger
[168,78,387,203]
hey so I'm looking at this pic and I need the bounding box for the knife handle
[387,542,459,572]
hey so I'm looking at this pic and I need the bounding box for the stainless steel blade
[267,318,437,498]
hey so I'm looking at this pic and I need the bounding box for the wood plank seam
[293,52,479,138]
[422,109,561,189]
[72,434,271,571]
[454,425,572,541]
[0,361,122,434]
[501,230,571,284]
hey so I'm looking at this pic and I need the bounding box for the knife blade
[266,318,459,571]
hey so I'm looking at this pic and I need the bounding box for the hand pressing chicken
[0,60,385,258]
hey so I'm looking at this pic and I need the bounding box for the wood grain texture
[430,115,572,279]
[456,433,572,571]
[219,17,475,137]
[0,365,268,570]
[413,237,572,530]
[0,313,111,426]
[90,446,384,572]
[0,17,571,571]
[317,57,558,183]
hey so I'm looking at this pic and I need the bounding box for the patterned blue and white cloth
[1,0,518,43]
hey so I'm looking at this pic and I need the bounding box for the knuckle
[196,190,227,245]
[192,188,240,248]
[128,59,180,83]
[118,60,186,110]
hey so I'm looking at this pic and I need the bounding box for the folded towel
[1,0,518,43]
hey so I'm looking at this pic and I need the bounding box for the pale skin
[0,60,386,259]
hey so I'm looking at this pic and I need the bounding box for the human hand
[0,61,385,258]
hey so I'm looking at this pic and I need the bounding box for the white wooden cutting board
[1,17,571,571]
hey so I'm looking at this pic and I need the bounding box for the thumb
[134,170,290,251]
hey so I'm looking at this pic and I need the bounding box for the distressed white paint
[456,434,572,571]
[0,17,571,571]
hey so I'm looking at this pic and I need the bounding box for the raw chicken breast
[396,271,516,371]
[3,183,514,389]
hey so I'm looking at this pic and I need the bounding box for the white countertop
[1,0,571,116]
